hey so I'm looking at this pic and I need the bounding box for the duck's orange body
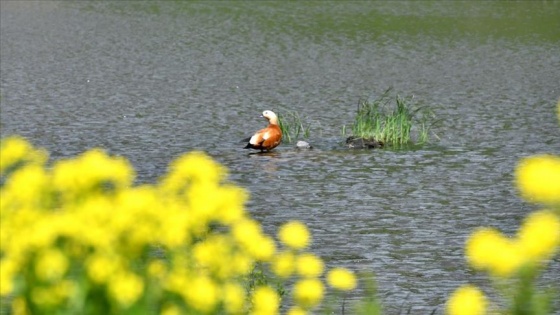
[244,110,282,152]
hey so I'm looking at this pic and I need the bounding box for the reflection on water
[1,1,559,313]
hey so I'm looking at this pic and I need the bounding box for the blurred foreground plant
[446,103,560,315]
[0,136,357,315]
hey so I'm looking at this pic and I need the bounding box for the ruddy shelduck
[243,110,282,152]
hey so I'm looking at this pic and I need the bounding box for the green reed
[351,89,434,146]
[278,110,311,143]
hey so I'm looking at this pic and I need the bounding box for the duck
[243,110,282,152]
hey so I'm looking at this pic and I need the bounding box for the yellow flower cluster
[465,209,560,278]
[274,220,357,312]
[446,285,487,315]
[327,267,358,291]
[0,136,47,175]
[515,154,560,205]
[278,221,310,250]
[0,136,357,314]
[447,106,560,315]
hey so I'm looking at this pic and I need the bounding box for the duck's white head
[262,110,279,125]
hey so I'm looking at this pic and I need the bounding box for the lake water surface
[1,1,559,313]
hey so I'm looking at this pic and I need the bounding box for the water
[1,1,559,313]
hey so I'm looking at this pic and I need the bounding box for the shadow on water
[246,151,282,158]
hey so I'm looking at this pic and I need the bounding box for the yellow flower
[271,251,296,278]
[251,286,279,315]
[293,278,324,309]
[231,252,253,276]
[186,182,223,227]
[214,186,248,224]
[327,267,357,291]
[108,272,144,307]
[163,151,227,191]
[159,207,191,248]
[515,154,560,204]
[286,306,307,315]
[52,149,134,198]
[86,254,119,284]
[517,210,560,262]
[35,249,69,281]
[465,227,523,277]
[81,149,134,186]
[465,228,497,271]
[193,235,232,277]
[184,276,218,312]
[232,218,263,246]
[147,260,167,279]
[278,221,310,250]
[233,219,276,261]
[223,283,245,314]
[0,136,47,175]
[3,165,49,206]
[446,285,487,315]
[163,269,189,295]
[0,136,30,172]
[296,253,324,278]
[250,236,276,262]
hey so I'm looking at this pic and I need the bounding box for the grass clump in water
[349,88,435,147]
[278,109,311,144]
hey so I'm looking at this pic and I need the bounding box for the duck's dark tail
[242,136,253,149]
